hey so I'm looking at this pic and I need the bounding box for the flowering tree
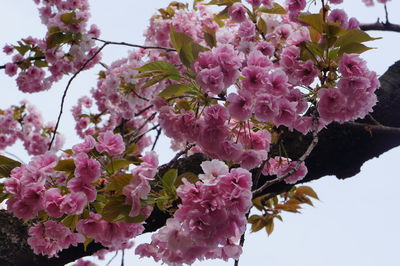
[0,0,399,265]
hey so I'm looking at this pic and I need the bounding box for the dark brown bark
[1,61,400,265]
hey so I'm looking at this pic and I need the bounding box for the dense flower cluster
[318,53,378,124]
[0,101,63,155]
[0,0,384,265]
[3,0,100,93]
[136,160,252,265]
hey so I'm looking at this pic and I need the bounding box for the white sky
[1,1,400,266]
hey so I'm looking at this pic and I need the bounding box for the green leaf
[102,197,127,222]
[34,60,48,67]
[162,169,178,194]
[125,143,138,155]
[60,12,75,25]
[258,3,287,14]
[105,174,133,193]
[158,84,192,98]
[13,45,30,56]
[83,237,94,252]
[170,26,207,67]
[335,29,381,47]
[298,13,324,33]
[338,42,373,56]
[257,18,268,35]
[135,61,179,76]
[206,0,240,6]
[54,159,75,172]
[62,215,80,230]
[296,186,319,200]
[204,27,217,48]
[265,217,274,236]
[175,172,198,186]
[0,155,21,178]
[46,32,65,49]
[106,159,132,173]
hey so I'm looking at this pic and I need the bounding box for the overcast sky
[1,1,400,266]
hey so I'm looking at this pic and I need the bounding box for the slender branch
[151,127,162,151]
[252,116,319,195]
[106,251,118,266]
[93,38,176,52]
[121,250,125,266]
[345,121,400,133]
[134,104,154,117]
[384,3,389,24]
[48,43,107,150]
[166,143,195,169]
[131,89,150,102]
[0,56,45,70]
[360,22,400,32]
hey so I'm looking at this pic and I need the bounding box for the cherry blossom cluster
[317,53,378,124]
[0,101,63,155]
[136,160,252,265]
[71,50,156,156]
[2,131,160,257]
[3,0,100,93]
[0,0,384,264]
[262,156,307,184]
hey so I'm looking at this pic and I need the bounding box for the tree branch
[93,38,176,52]
[360,22,400,32]
[48,43,107,150]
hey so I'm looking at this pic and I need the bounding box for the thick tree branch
[360,22,400,32]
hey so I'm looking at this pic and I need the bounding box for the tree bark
[1,61,400,266]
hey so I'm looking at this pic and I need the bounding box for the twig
[367,114,382,126]
[384,3,389,24]
[134,104,154,117]
[345,121,400,133]
[131,89,150,102]
[166,143,195,169]
[48,43,107,150]
[252,116,319,195]
[106,251,118,266]
[133,124,160,143]
[0,56,45,70]
[93,38,176,52]
[121,250,125,266]
[125,112,157,138]
[234,210,250,266]
[151,127,162,151]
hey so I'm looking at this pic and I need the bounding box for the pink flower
[254,94,278,122]
[196,67,225,95]
[44,188,64,218]
[328,9,348,28]
[273,99,297,127]
[74,152,101,183]
[339,53,368,77]
[67,177,97,202]
[317,88,346,123]
[265,69,289,96]
[72,135,96,154]
[95,131,125,155]
[229,3,247,22]
[60,192,87,215]
[227,90,254,121]
[203,104,229,125]
[239,150,266,169]
[238,21,256,40]
[247,50,272,68]
[287,0,306,12]
[199,159,229,184]
[5,63,18,76]
[242,66,268,92]
[77,212,103,238]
